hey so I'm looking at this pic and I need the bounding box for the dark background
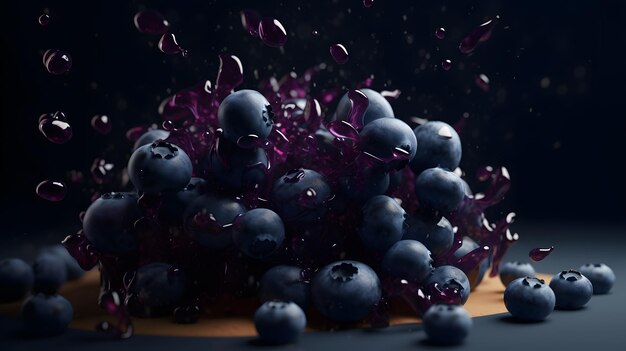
[1,0,625,242]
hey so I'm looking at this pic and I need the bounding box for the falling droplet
[215,54,244,100]
[347,89,369,130]
[39,111,73,144]
[91,158,115,184]
[38,14,50,26]
[441,59,452,71]
[475,74,490,92]
[36,180,67,202]
[312,30,319,37]
[435,27,446,39]
[43,49,72,75]
[363,0,375,8]
[158,33,184,55]
[330,44,349,64]
[240,9,261,37]
[258,18,287,47]
[133,9,169,35]
[91,115,112,135]
[459,15,500,54]
[529,246,554,261]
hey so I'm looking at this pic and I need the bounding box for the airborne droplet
[38,14,50,26]
[158,33,185,55]
[459,15,500,54]
[475,74,490,92]
[91,115,112,135]
[529,246,554,261]
[258,18,287,47]
[39,111,73,144]
[133,9,169,35]
[36,180,67,202]
[43,49,72,75]
[435,27,446,39]
[441,59,452,71]
[330,44,349,64]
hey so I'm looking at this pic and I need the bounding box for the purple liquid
[240,9,261,37]
[435,27,446,39]
[36,180,67,202]
[91,158,115,184]
[330,44,349,64]
[475,74,490,92]
[91,115,112,135]
[158,33,185,55]
[529,246,554,261]
[459,15,500,54]
[133,9,169,35]
[43,49,72,75]
[347,89,369,130]
[441,59,452,71]
[363,0,375,8]
[38,14,50,26]
[258,18,287,47]
[39,111,72,144]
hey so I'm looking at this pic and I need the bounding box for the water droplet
[435,27,446,39]
[363,0,375,8]
[39,111,73,144]
[459,15,500,54]
[91,115,112,135]
[36,180,67,201]
[240,9,261,37]
[330,44,349,64]
[38,14,50,26]
[133,9,169,35]
[158,33,184,55]
[529,246,554,261]
[475,74,490,92]
[441,59,452,71]
[258,18,287,47]
[43,49,72,74]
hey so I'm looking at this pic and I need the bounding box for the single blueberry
[271,169,332,223]
[128,140,193,193]
[254,300,306,344]
[499,261,536,288]
[184,194,247,249]
[233,208,285,259]
[549,269,593,310]
[578,263,615,294]
[423,304,473,345]
[127,263,186,317]
[359,118,417,171]
[403,215,454,258]
[0,258,34,303]
[359,195,406,252]
[259,265,310,310]
[21,293,73,337]
[409,121,462,176]
[32,253,67,294]
[333,88,395,126]
[415,167,465,214]
[218,89,274,143]
[423,265,471,304]
[504,277,555,321]
[382,240,433,284]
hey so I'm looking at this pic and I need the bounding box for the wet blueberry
[254,300,306,344]
[504,277,555,321]
[128,140,193,193]
[415,167,465,214]
[499,261,536,287]
[333,88,395,126]
[0,258,34,303]
[423,304,472,345]
[549,269,593,310]
[133,129,170,151]
[359,118,417,170]
[184,194,247,249]
[127,263,186,317]
[32,253,67,294]
[271,169,332,223]
[424,265,471,304]
[454,236,490,289]
[21,293,73,337]
[359,195,406,252]
[409,121,462,176]
[403,215,454,258]
[233,208,285,259]
[259,265,310,310]
[218,89,274,143]
[578,263,615,294]
[381,240,433,284]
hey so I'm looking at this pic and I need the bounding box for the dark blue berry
[127,263,186,317]
[499,261,536,287]
[381,240,433,283]
[453,236,490,289]
[423,304,472,345]
[338,166,390,204]
[271,169,332,223]
[549,269,593,310]
[128,140,193,193]
[183,194,247,249]
[259,265,310,310]
[424,265,471,304]
[160,177,206,221]
[333,88,395,126]
[133,129,169,151]
[40,245,84,281]
[233,208,285,259]
[32,253,67,294]
[578,263,615,294]
[218,89,274,143]
[403,215,454,258]
[209,137,268,191]
[359,118,417,170]
[415,168,465,214]
[311,260,381,322]
[254,300,306,344]
[359,195,406,252]
[21,293,73,337]
[0,258,33,303]
[409,121,462,176]
[504,277,555,321]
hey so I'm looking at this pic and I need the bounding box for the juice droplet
[529,246,554,261]
[363,0,375,8]
[459,15,500,54]
[215,54,244,101]
[441,59,452,71]
[475,74,490,91]
[240,9,261,37]
[347,89,369,130]
[258,18,287,47]
[158,33,184,55]
[38,14,50,26]
[435,27,446,39]
[330,44,349,64]
[43,49,72,75]
[91,158,115,184]
[133,9,169,35]
[38,111,73,144]
[91,115,112,135]
[36,180,67,202]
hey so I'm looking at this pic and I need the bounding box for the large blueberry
[21,293,73,337]
[218,89,274,143]
[184,194,247,249]
[423,265,471,304]
[423,304,472,345]
[409,121,462,175]
[578,263,616,294]
[271,169,332,223]
[382,240,433,284]
[128,140,192,193]
[504,277,555,321]
[127,263,186,317]
[453,236,490,289]
[254,300,306,344]
[333,88,394,126]
[160,177,207,222]
[415,167,465,214]
[32,253,67,294]
[549,269,593,310]
[403,215,454,258]
[233,208,285,259]
[0,258,33,303]
[133,129,170,151]
[359,195,406,252]
[359,118,417,170]
[499,261,536,288]
[259,265,310,310]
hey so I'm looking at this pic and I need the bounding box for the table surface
[1,222,625,350]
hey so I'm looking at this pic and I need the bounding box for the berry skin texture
[423,304,473,345]
[40,245,84,281]
[133,129,170,151]
[359,118,418,170]
[127,263,186,317]
[549,269,593,310]
[0,258,34,303]
[403,215,454,258]
[359,195,406,252]
[259,265,310,309]
[382,240,433,284]
[254,300,306,345]
[233,208,285,259]
[578,263,616,294]
[333,88,395,126]
[499,261,536,288]
[21,293,73,337]
[32,253,67,294]
[128,140,193,193]
[453,236,490,289]
[409,121,462,176]
[504,277,555,321]
[218,89,274,143]
[311,260,382,322]
[209,137,268,192]
[184,194,247,249]
[271,169,332,223]
[424,265,471,304]
[83,192,142,255]
[415,167,466,214]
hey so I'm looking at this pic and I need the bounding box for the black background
[1,0,625,240]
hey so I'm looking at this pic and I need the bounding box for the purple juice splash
[240,9,261,37]
[459,15,500,54]
[91,115,112,135]
[90,158,115,184]
[441,59,452,71]
[158,33,185,55]
[347,89,369,130]
[435,27,446,39]
[258,18,287,47]
[62,231,100,270]
[43,49,72,74]
[215,54,244,102]
[36,180,67,202]
[330,44,349,64]
[529,246,554,261]
[38,111,73,144]
[38,14,50,26]
[475,74,490,92]
[97,291,133,339]
[363,0,375,8]
[133,9,169,35]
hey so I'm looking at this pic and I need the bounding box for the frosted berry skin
[578,263,616,294]
[499,261,536,287]
[32,253,67,294]
[133,129,169,151]
[254,300,306,345]
[183,194,247,249]
[217,89,274,143]
[504,277,555,321]
[259,265,310,309]
[233,208,285,259]
[403,215,454,258]
[0,258,34,303]
[311,260,382,322]
[160,177,206,221]
[381,240,433,283]
[40,245,84,281]
[424,265,471,304]
[409,121,462,176]
[128,140,192,193]
[83,192,142,255]
[359,195,406,252]
[359,118,418,170]
[549,270,593,310]
[453,236,489,289]
[126,263,186,317]
[21,294,73,337]
[271,169,332,223]
[415,167,466,214]
[423,304,473,345]
[333,88,395,126]
[208,137,268,192]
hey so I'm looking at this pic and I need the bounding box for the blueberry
[423,265,471,304]
[333,88,395,126]
[218,89,274,143]
[359,195,406,252]
[32,253,67,294]
[21,293,73,337]
[259,265,310,310]
[40,245,84,281]
[128,140,193,193]
[209,136,268,191]
[254,300,306,344]
[160,177,206,222]
[499,261,536,288]
[0,258,34,303]
[338,166,390,203]
[415,167,465,214]
[359,118,417,170]
[453,236,490,289]
[409,121,462,176]
[233,208,285,259]
[184,194,247,249]
[504,277,555,321]
[133,129,170,151]
[403,215,454,258]
[271,169,332,223]
[423,304,473,345]
[578,263,616,294]
[83,192,142,255]
[311,260,381,322]
[549,269,593,310]
[127,263,186,317]
[382,240,433,284]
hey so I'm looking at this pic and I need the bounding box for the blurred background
[1,0,625,248]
